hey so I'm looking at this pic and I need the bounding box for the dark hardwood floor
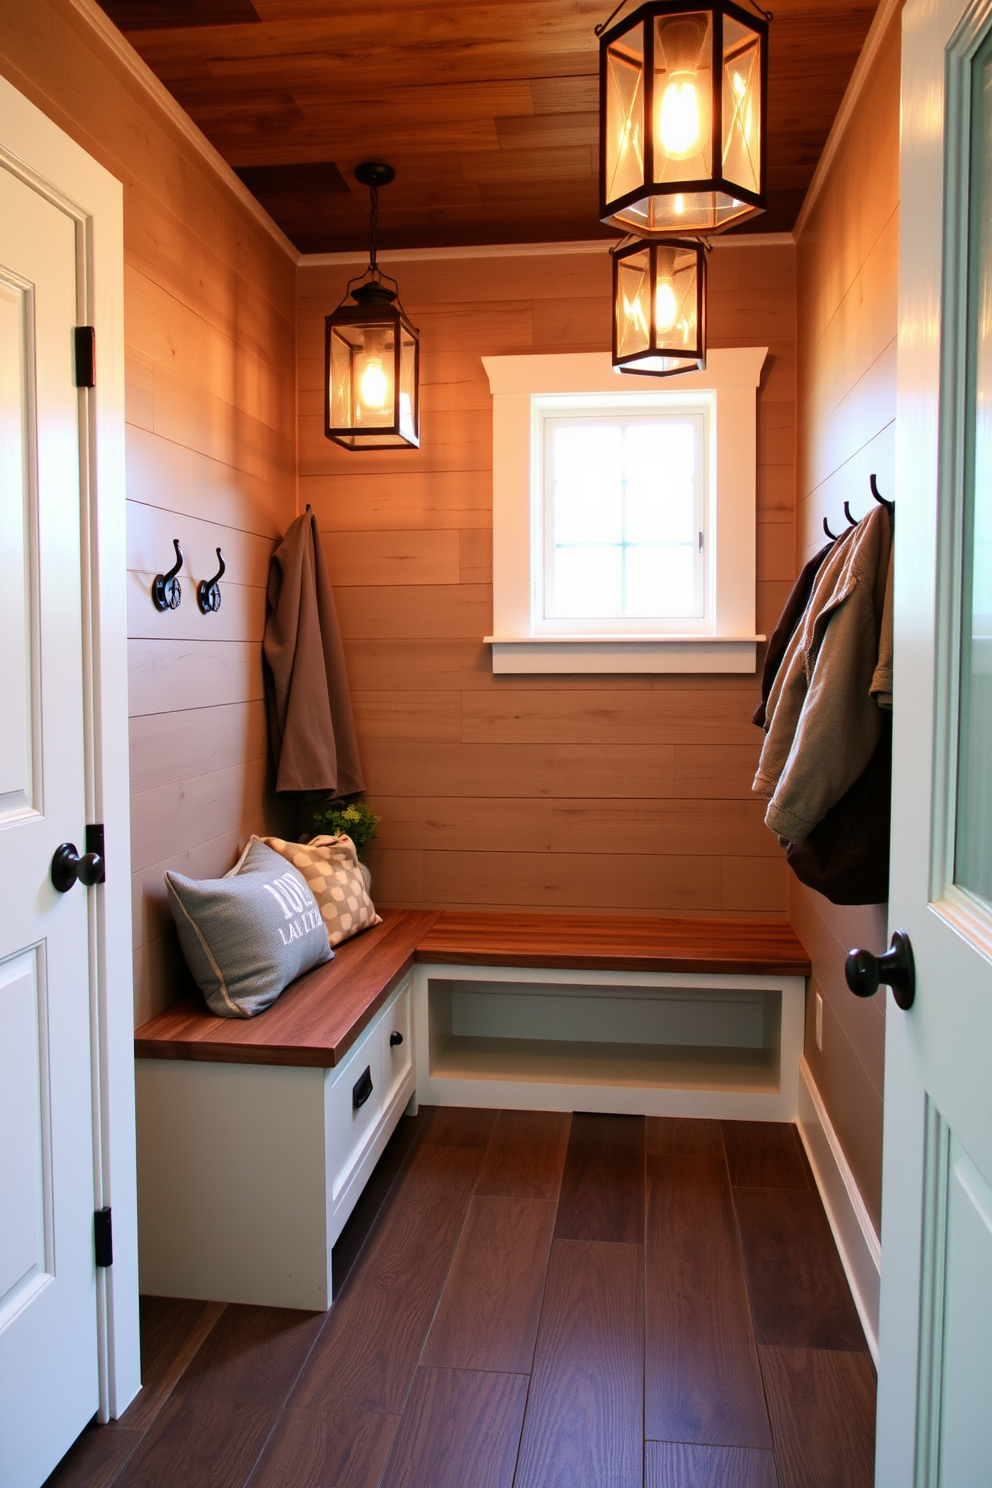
[45,1108,876,1488]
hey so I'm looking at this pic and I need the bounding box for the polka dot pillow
[259,833,381,947]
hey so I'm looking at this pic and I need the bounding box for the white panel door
[877,0,992,1481]
[0,166,100,1484]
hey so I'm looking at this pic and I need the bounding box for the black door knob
[51,843,105,893]
[389,1031,404,1047]
[845,930,915,1010]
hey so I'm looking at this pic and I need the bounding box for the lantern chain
[595,0,772,37]
[368,184,380,279]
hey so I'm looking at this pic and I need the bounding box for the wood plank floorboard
[422,1102,499,1148]
[46,1111,877,1488]
[288,1140,482,1415]
[722,1121,811,1189]
[244,1405,400,1488]
[476,1108,571,1200]
[42,1426,143,1488]
[175,1303,324,1407]
[514,1239,644,1488]
[759,1345,876,1488]
[120,1297,227,1432]
[733,1188,868,1351]
[332,1108,433,1295]
[378,1367,528,1488]
[111,1395,278,1488]
[554,1112,645,1244]
[421,1194,557,1373]
[646,1117,727,1159]
[645,1154,771,1450]
[645,1441,778,1488]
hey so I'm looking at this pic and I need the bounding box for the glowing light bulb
[655,280,678,334]
[659,77,700,159]
[359,356,388,410]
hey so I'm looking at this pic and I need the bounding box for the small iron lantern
[600,0,767,238]
[325,163,420,450]
[613,237,706,376]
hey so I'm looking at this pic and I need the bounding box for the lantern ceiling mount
[599,0,769,238]
[324,161,420,451]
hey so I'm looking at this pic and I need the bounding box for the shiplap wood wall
[792,5,902,1231]
[0,0,299,1023]
[298,242,797,919]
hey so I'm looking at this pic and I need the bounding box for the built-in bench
[134,908,809,1310]
[134,910,438,1311]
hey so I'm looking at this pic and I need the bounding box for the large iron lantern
[613,237,706,376]
[600,1,767,237]
[325,163,420,451]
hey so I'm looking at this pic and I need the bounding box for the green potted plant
[311,796,380,859]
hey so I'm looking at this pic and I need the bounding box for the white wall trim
[67,0,298,264]
[797,1056,881,1361]
[793,0,904,242]
[299,231,796,268]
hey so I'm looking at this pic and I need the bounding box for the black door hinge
[86,823,106,883]
[74,326,96,388]
[94,1208,113,1268]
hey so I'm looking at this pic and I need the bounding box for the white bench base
[415,963,805,1122]
[135,974,414,1311]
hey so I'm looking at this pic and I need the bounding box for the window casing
[484,348,766,673]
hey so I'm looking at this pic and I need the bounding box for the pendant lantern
[600,0,767,238]
[612,237,706,376]
[325,163,420,450]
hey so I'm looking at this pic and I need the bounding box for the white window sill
[484,635,764,674]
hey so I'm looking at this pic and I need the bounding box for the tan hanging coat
[262,511,365,797]
[753,502,893,844]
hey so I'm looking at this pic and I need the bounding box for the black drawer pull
[389,1031,404,1047]
[352,1066,373,1110]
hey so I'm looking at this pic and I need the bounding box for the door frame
[0,75,139,1420]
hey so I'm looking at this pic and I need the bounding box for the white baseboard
[797,1057,881,1362]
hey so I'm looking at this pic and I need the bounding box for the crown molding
[793,0,905,242]
[69,0,299,263]
[299,230,795,268]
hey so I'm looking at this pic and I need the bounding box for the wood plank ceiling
[98,0,880,251]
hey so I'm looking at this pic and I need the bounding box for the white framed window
[483,348,767,673]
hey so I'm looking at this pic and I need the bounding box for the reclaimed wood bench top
[416,912,812,977]
[134,909,439,1069]
[134,909,810,1069]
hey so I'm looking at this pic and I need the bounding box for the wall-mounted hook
[823,517,839,542]
[869,473,894,511]
[152,539,183,611]
[843,501,859,526]
[197,549,226,614]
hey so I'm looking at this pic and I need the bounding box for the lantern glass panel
[329,324,360,431]
[722,14,762,198]
[652,11,713,184]
[605,30,646,209]
[399,325,418,443]
[665,244,699,354]
[616,249,652,359]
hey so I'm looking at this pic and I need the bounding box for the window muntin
[542,411,706,623]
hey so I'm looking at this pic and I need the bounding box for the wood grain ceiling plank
[461,146,594,184]
[495,111,598,148]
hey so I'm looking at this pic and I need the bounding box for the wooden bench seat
[134,908,439,1068]
[416,911,811,977]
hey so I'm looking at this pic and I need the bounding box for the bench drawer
[380,975,412,1107]
[325,1016,384,1205]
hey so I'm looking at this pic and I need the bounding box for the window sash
[539,408,708,630]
